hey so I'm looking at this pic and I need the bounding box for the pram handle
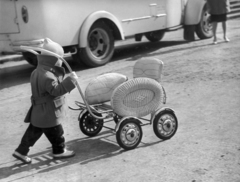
[20,46,106,120]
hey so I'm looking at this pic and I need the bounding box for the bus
[0,0,212,67]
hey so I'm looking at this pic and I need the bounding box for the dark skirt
[210,14,227,22]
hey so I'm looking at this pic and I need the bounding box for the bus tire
[195,4,213,39]
[79,21,114,67]
[145,30,165,42]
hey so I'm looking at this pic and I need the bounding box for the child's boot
[12,151,32,164]
[53,148,75,159]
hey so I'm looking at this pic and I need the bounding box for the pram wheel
[153,109,178,140]
[116,118,142,150]
[79,111,104,137]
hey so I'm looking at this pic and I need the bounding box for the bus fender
[184,0,206,25]
[79,11,125,48]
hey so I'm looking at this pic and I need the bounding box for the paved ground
[0,19,240,182]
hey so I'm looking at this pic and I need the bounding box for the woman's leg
[222,21,229,41]
[212,21,218,43]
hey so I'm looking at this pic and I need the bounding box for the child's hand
[69,72,78,83]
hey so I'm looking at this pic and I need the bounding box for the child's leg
[44,124,75,159]
[15,124,43,155]
[43,124,65,154]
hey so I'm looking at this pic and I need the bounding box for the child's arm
[44,72,78,96]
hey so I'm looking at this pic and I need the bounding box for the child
[12,38,78,164]
[207,0,231,44]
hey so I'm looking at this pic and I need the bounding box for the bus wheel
[196,4,213,39]
[145,30,165,42]
[22,52,38,67]
[79,21,114,67]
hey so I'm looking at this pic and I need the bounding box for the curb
[0,54,24,64]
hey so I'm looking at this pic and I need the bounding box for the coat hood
[41,38,64,57]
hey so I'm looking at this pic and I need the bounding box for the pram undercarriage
[71,101,178,150]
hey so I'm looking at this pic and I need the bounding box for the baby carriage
[20,45,178,150]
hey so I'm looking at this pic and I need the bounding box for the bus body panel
[6,0,167,48]
[165,0,183,27]
[0,0,19,34]
[184,0,206,25]
[0,0,206,52]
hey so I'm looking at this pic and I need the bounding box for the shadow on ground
[0,130,163,181]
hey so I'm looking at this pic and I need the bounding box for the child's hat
[41,38,64,57]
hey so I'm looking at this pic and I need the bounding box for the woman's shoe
[224,37,230,42]
[213,41,218,45]
[53,149,75,159]
[12,151,32,164]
